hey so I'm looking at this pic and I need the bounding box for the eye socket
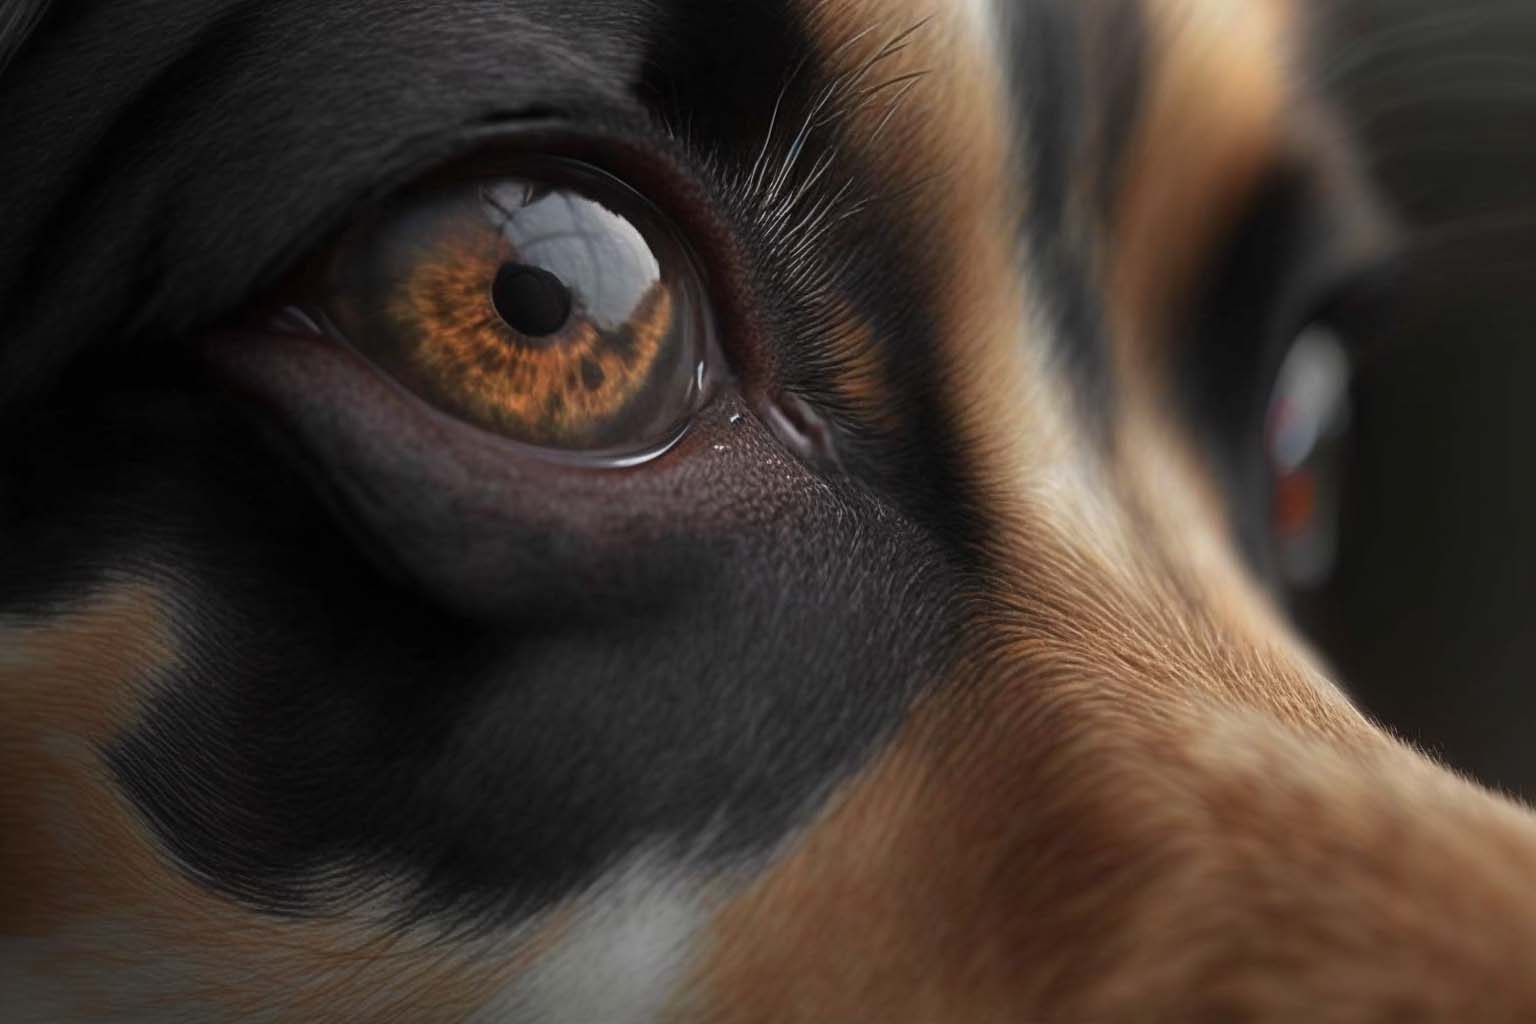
[313,156,715,460]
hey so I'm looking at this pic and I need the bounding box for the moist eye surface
[318,156,714,457]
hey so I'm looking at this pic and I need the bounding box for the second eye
[312,156,715,459]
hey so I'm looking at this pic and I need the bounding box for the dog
[4,0,1536,1020]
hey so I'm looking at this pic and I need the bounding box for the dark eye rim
[316,151,723,461]
[241,121,769,470]
[407,123,776,387]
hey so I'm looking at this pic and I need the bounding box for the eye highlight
[317,156,714,459]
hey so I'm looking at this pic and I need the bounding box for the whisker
[867,73,930,145]
[763,16,934,206]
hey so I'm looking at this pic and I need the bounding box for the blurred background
[1286,1,1536,798]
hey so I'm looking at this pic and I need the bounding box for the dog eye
[313,156,713,459]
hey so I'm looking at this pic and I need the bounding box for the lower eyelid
[193,327,765,619]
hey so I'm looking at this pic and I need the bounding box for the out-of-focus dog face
[4,1,1536,1020]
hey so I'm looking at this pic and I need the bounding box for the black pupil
[492,263,572,338]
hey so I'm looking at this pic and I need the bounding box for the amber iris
[322,158,710,455]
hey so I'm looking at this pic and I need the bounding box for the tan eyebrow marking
[677,4,1438,1017]
[817,299,900,436]
[1110,0,1297,366]
[794,0,1078,478]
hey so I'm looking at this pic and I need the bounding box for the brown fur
[820,300,902,437]
[0,584,564,1022]
[8,0,1536,1019]
[686,693,1536,1021]
[1110,0,1299,366]
[679,1,1536,1019]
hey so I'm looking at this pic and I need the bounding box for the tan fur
[821,301,901,436]
[805,0,1122,547]
[1110,0,1297,368]
[0,582,173,935]
[0,583,564,1022]
[686,695,1536,1021]
[11,1,1536,1019]
[679,1,1536,1019]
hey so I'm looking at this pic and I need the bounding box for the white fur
[470,858,709,1024]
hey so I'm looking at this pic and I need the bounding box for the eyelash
[235,116,863,474]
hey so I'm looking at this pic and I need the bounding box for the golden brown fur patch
[1110,0,1297,366]
[11,1,1536,1019]
[0,583,171,936]
[679,0,1536,1019]
[818,299,901,436]
[0,583,563,1022]
[684,692,1536,1021]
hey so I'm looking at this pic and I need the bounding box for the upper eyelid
[228,112,707,322]
[240,109,860,461]
[0,0,682,410]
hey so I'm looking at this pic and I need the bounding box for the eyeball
[318,157,715,460]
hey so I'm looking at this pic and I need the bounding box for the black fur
[999,0,1150,437]
[0,0,975,926]
[0,0,1370,933]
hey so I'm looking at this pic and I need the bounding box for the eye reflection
[482,181,663,333]
[317,158,713,458]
